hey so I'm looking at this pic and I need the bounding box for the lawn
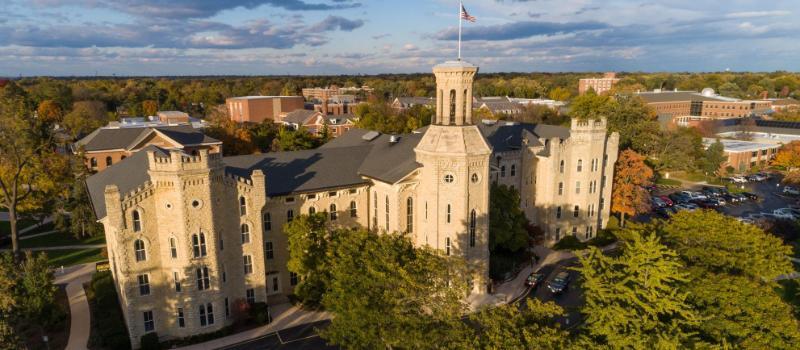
[20,232,105,249]
[46,248,106,268]
[0,218,39,236]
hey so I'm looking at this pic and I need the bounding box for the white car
[773,208,800,220]
[680,191,707,200]
[783,186,800,196]
[730,176,748,183]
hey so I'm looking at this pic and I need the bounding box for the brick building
[703,138,780,173]
[578,72,619,95]
[225,96,305,123]
[637,88,772,126]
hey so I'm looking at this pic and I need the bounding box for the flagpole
[458,1,462,60]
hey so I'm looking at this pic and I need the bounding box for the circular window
[471,173,479,183]
[444,174,455,183]
[191,200,202,208]
[165,203,172,209]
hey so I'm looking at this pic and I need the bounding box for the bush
[587,229,617,247]
[552,235,587,251]
[605,216,620,230]
[248,302,271,325]
[140,332,161,350]
[87,271,131,350]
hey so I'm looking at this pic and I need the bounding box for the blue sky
[1,0,799,76]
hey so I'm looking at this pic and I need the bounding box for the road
[522,258,584,329]
[222,320,336,350]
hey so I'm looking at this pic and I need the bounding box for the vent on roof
[504,121,517,126]
[482,119,497,125]
[389,135,400,143]
[362,131,381,141]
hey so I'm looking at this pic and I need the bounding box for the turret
[433,61,479,125]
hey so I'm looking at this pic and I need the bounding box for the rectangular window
[138,274,150,296]
[199,303,214,326]
[225,297,230,318]
[243,255,253,275]
[263,212,272,232]
[247,288,256,304]
[287,210,294,222]
[445,237,451,256]
[196,266,210,291]
[290,272,298,286]
[143,310,154,332]
[265,242,274,260]
[272,277,279,292]
[173,271,181,292]
[222,264,227,283]
[177,308,185,328]
[285,197,295,203]
[575,181,581,194]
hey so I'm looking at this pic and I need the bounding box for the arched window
[577,159,583,172]
[90,157,97,168]
[463,89,468,121]
[406,197,413,233]
[372,192,378,228]
[330,203,338,221]
[309,206,316,215]
[446,204,451,223]
[134,239,146,262]
[196,266,209,290]
[556,207,562,219]
[192,233,207,258]
[500,165,506,177]
[239,197,247,215]
[263,212,271,232]
[350,201,357,218]
[105,156,113,166]
[385,195,390,230]
[449,89,456,124]
[510,164,516,177]
[169,237,177,259]
[132,210,141,232]
[241,224,250,243]
[559,160,564,173]
[469,209,476,247]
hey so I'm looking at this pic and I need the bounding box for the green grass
[46,248,106,268]
[656,178,681,186]
[20,232,105,249]
[0,218,38,236]
[23,222,57,235]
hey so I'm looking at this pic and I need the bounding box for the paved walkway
[54,262,97,350]
[177,303,332,350]
[0,244,105,252]
[20,229,59,240]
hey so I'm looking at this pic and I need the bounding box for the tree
[610,149,653,227]
[658,211,800,347]
[548,86,572,101]
[36,100,63,123]
[576,231,700,349]
[320,229,473,350]
[18,252,58,325]
[62,100,109,138]
[489,184,529,253]
[272,126,317,151]
[142,99,158,116]
[284,213,330,306]
[0,319,22,350]
[470,299,569,349]
[568,91,614,120]
[701,139,727,176]
[0,254,17,314]
[772,141,800,172]
[54,156,103,238]
[606,94,661,151]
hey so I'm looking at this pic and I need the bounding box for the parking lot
[523,259,584,329]
[650,173,800,224]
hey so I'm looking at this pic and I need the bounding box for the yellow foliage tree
[611,149,653,227]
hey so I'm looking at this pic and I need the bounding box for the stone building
[86,60,618,348]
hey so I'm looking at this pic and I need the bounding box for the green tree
[606,94,661,151]
[0,254,17,314]
[285,213,330,306]
[321,229,472,350]
[659,211,800,348]
[548,86,572,101]
[576,231,700,349]
[62,100,109,138]
[18,252,58,325]
[55,156,103,238]
[568,91,614,120]
[470,299,569,350]
[0,319,22,350]
[272,126,317,151]
[489,184,529,253]
[701,139,727,176]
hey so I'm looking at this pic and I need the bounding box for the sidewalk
[469,242,618,310]
[54,262,97,350]
[0,244,105,252]
[177,303,331,350]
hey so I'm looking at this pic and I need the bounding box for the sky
[1,0,799,76]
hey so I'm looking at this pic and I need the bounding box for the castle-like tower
[414,61,492,294]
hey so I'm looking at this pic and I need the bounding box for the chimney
[321,90,329,116]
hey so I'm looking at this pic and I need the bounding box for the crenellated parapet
[147,148,223,173]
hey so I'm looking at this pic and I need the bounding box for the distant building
[226,96,305,123]
[579,72,619,95]
[507,97,566,110]
[716,118,800,144]
[391,97,435,110]
[302,86,372,102]
[764,98,800,112]
[703,138,780,173]
[636,88,772,127]
[281,110,357,137]
[74,124,221,172]
[474,97,525,116]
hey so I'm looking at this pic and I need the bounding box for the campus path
[0,244,105,252]
[55,262,97,350]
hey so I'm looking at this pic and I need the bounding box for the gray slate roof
[477,122,569,152]
[635,91,729,103]
[75,125,219,152]
[282,109,319,125]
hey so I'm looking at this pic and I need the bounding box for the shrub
[87,271,131,350]
[587,229,617,247]
[248,302,271,325]
[140,332,161,350]
[605,216,620,230]
[552,235,586,251]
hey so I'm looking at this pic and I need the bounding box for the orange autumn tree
[611,149,653,227]
[772,141,800,184]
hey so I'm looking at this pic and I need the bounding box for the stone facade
[92,61,619,348]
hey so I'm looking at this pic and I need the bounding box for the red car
[658,196,673,206]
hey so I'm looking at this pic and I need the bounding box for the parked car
[729,175,748,183]
[525,273,545,288]
[681,191,708,200]
[722,193,741,204]
[740,192,759,201]
[675,203,698,211]
[655,206,679,218]
[643,184,658,192]
[547,271,571,294]
[669,192,692,204]
[651,196,666,208]
[773,208,800,220]
[693,199,720,209]
[658,196,674,206]
[702,186,726,197]
[783,186,800,196]
[736,217,755,225]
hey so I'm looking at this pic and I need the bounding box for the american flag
[460,4,476,22]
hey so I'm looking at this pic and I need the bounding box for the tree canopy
[611,149,653,226]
